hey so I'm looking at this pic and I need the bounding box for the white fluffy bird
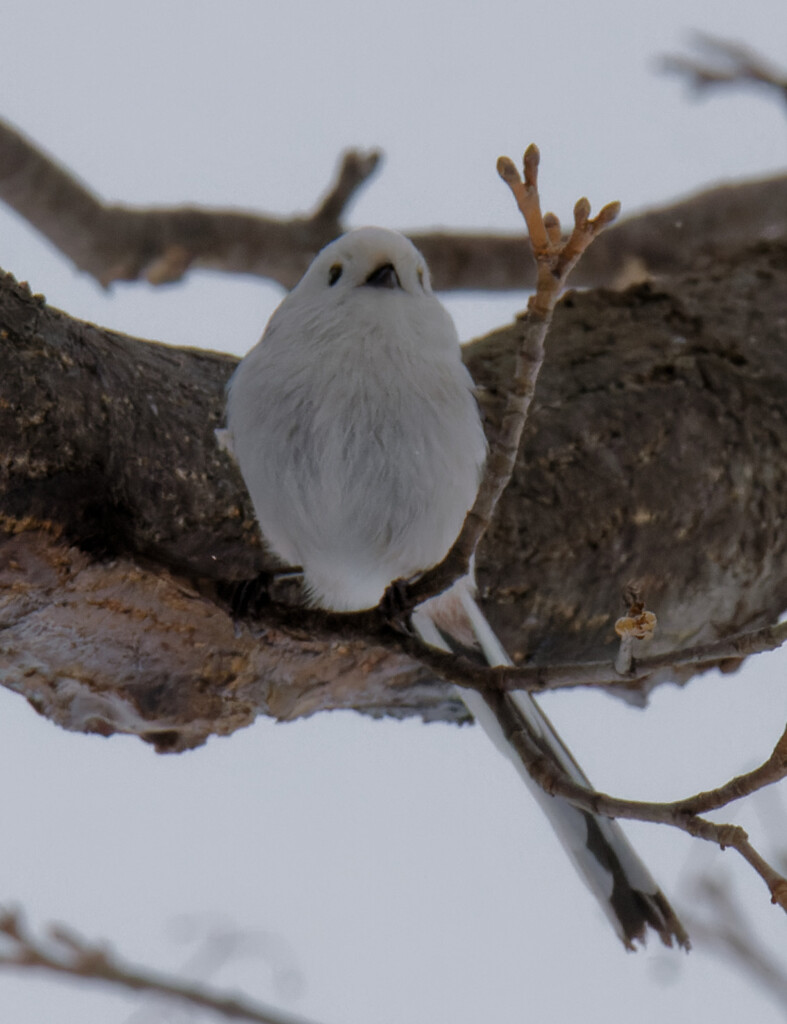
[225,226,688,950]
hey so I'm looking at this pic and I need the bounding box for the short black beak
[364,262,401,289]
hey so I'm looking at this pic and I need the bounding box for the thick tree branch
[0,117,380,289]
[0,908,319,1024]
[2,232,786,744]
[1,116,786,292]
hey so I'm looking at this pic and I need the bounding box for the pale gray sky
[1,2,786,1023]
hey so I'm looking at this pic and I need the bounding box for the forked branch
[663,33,787,108]
[496,145,620,317]
[0,116,380,289]
[483,687,787,913]
[401,145,619,609]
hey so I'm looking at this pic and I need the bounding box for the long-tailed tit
[225,227,688,949]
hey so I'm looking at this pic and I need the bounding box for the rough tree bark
[2,236,785,752]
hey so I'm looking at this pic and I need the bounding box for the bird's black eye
[328,263,343,286]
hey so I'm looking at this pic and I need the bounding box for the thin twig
[672,725,787,816]
[0,908,319,1024]
[388,617,787,695]
[481,688,787,911]
[400,146,619,610]
[495,147,620,317]
[310,150,382,225]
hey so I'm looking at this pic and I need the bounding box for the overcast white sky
[1,2,787,1023]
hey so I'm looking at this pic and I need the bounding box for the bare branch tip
[312,148,385,226]
[353,148,383,177]
[523,144,540,186]
[573,196,591,225]
[544,212,562,245]
[772,879,787,911]
[597,200,622,227]
[496,156,521,184]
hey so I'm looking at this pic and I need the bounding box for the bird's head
[297,227,433,300]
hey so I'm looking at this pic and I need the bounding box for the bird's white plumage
[227,227,486,610]
[225,227,686,949]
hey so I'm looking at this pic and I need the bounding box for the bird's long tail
[412,581,689,950]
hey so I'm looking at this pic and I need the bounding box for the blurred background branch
[663,33,787,108]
